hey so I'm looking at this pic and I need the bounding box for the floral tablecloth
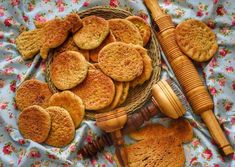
[0,0,235,167]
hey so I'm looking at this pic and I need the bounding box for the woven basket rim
[45,6,161,120]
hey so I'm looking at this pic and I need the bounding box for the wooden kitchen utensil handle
[144,0,233,155]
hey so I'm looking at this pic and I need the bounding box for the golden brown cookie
[49,91,85,128]
[98,42,143,82]
[98,81,123,112]
[50,51,89,90]
[18,105,51,143]
[16,13,82,60]
[126,16,151,46]
[73,16,109,50]
[118,82,129,106]
[71,66,115,110]
[53,37,89,61]
[130,45,153,88]
[45,106,75,147]
[108,19,143,46]
[175,19,218,62]
[90,31,116,63]
[15,79,52,111]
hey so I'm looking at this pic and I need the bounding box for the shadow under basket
[45,7,161,120]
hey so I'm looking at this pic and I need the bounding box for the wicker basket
[46,7,161,120]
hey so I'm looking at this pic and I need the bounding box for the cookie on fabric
[18,105,51,143]
[73,16,109,50]
[98,42,143,82]
[90,31,116,63]
[16,13,83,60]
[53,37,89,61]
[49,91,85,128]
[126,16,151,46]
[108,19,143,46]
[50,51,89,90]
[175,19,218,62]
[45,106,75,147]
[129,45,153,88]
[71,66,115,110]
[118,82,129,106]
[15,79,53,111]
[98,81,123,112]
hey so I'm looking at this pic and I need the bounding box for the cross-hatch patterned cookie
[16,13,82,60]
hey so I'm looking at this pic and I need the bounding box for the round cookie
[73,16,109,50]
[130,45,153,88]
[49,91,85,128]
[126,16,151,46]
[98,81,123,112]
[18,105,51,143]
[71,66,115,110]
[98,42,143,82]
[45,106,75,147]
[90,31,116,63]
[108,19,143,46]
[175,19,218,62]
[118,82,130,106]
[50,51,88,90]
[15,79,52,111]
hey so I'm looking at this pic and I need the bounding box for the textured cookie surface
[118,82,129,106]
[45,106,75,147]
[176,19,218,62]
[15,79,52,111]
[109,19,143,46]
[90,31,116,63]
[98,42,143,82]
[73,16,109,50]
[49,91,85,128]
[71,67,115,110]
[130,45,153,88]
[126,16,151,46]
[53,37,89,61]
[18,105,51,143]
[50,51,88,90]
[98,81,123,112]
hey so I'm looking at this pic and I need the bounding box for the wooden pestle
[144,0,233,155]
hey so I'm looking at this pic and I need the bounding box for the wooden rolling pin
[144,0,233,155]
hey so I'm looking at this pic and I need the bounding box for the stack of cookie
[16,79,84,147]
[15,13,154,147]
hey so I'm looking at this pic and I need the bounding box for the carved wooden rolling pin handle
[144,0,233,155]
[78,79,187,158]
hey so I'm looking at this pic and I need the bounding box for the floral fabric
[0,0,234,167]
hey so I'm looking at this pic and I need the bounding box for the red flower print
[210,87,217,96]
[0,6,4,17]
[190,157,198,165]
[233,153,235,160]
[10,80,16,92]
[5,126,13,134]
[77,153,83,160]
[0,31,3,39]
[18,139,25,145]
[3,144,15,155]
[28,3,34,11]
[83,1,89,7]
[17,74,22,81]
[163,0,171,6]
[29,150,41,158]
[196,10,203,17]
[207,20,216,29]
[43,0,50,3]
[69,143,76,152]
[109,0,119,8]
[225,66,234,73]
[11,0,20,6]
[35,13,46,23]
[0,79,5,88]
[48,154,56,159]
[23,15,29,22]
[213,0,218,4]
[85,135,93,143]
[0,102,8,109]
[192,138,200,148]
[223,101,233,112]
[202,148,213,160]
[4,17,13,27]
[104,152,113,163]
[219,48,228,57]
[91,158,97,166]
[232,82,235,90]
[214,164,220,167]
[218,77,226,87]
[209,57,218,67]
[216,5,227,16]
[231,117,235,125]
